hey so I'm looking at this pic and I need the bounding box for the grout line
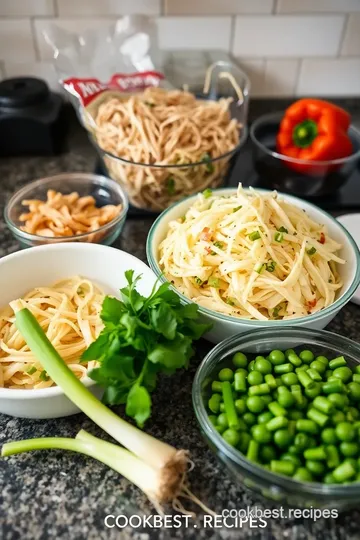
[53,0,59,18]
[272,0,278,15]
[337,13,349,57]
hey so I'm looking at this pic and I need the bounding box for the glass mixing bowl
[250,112,360,198]
[193,327,360,510]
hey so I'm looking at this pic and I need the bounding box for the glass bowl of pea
[192,327,360,510]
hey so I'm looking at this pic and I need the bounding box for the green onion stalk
[1,307,204,511]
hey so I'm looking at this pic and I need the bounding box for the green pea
[252,424,272,444]
[232,352,248,368]
[261,395,272,406]
[306,460,326,476]
[299,350,315,363]
[217,413,229,429]
[332,411,346,425]
[258,411,274,425]
[243,412,257,426]
[333,366,353,383]
[310,360,326,374]
[254,357,273,375]
[321,428,337,445]
[336,422,355,442]
[315,355,329,366]
[215,424,226,434]
[235,368,248,376]
[260,444,277,463]
[281,453,301,469]
[208,394,222,413]
[348,382,360,402]
[247,396,265,414]
[222,428,241,447]
[208,415,218,426]
[289,410,304,420]
[238,432,251,454]
[324,472,336,484]
[293,468,313,482]
[340,442,359,457]
[347,407,360,422]
[327,393,348,409]
[235,399,247,414]
[218,368,234,382]
[294,432,310,450]
[304,382,321,399]
[281,373,299,387]
[269,350,286,365]
[274,429,293,449]
[247,370,263,385]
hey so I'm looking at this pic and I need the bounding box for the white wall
[0,0,359,97]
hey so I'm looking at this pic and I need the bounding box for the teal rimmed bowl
[192,327,360,510]
[146,187,360,343]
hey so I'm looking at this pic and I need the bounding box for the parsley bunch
[82,271,211,427]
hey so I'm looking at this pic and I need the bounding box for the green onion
[277,226,288,234]
[201,153,214,174]
[226,297,235,306]
[233,206,242,213]
[208,276,220,288]
[26,366,37,375]
[248,231,261,241]
[213,241,224,249]
[307,247,317,256]
[145,101,155,107]
[39,370,49,382]
[274,232,283,243]
[273,306,281,318]
[9,308,201,509]
[254,263,264,274]
[266,260,276,273]
[194,276,203,286]
[202,188,212,198]
[166,177,175,195]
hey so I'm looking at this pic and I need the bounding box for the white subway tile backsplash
[165,0,273,16]
[341,14,360,56]
[0,0,54,17]
[0,20,36,62]
[235,58,265,97]
[57,0,160,16]
[157,17,232,51]
[34,18,113,60]
[277,0,360,13]
[233,15,345,58]
[263,59,300,96]
[297,58,360,96]
[4,61,60,90]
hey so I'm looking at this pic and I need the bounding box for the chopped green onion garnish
[202,188,212,198]
[201,153,214,174]
[166,177,175,195]
[208,276,220,288]
[233,206,242,213]
[248,231,261,241]
[274,232,283,243]
[213,241,224,249]
[145,101,155,107]
[226,298,235,306]
[307,247,317,256]
[194,277,203,286]
[273,306,281,318]
[254,263,264,274]
[266,260,276,273]
[39,370,50,382]
[26,366,37,375]
[277,226,288,234]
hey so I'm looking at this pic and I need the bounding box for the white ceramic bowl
[0,243,157,419]
[147,187,360,343]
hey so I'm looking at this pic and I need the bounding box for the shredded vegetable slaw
[159,186,345,321]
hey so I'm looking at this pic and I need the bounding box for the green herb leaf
[266,260,276,273]
[101,296,125,325]
[194,276,203,285]
[126,385,151,428]
[273,306,281,318]
[148,335,193,370]
[233,206,242,213]
[39,370,49,382]
[208,276,220,288]
[307,246,317,256]
[213,241,224,249]
[26,366,37,375]
[145,101,155,108]
[274,232,283,243]
[150,302,177,340]
[248,231,261,241]
[277,226,288,234]
[226,297,235,306]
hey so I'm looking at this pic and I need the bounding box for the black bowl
[250,112,360,197]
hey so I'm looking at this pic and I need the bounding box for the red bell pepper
[276,99,353,175]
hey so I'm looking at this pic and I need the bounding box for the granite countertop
[1,103,360,540]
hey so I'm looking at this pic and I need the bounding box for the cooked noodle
[0,276,104,389]
[159,185,345,321]
[92,88,240,210]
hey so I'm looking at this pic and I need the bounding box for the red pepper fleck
[307,298,317,309]
[319,232,326,244]
[205,246,212,254]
